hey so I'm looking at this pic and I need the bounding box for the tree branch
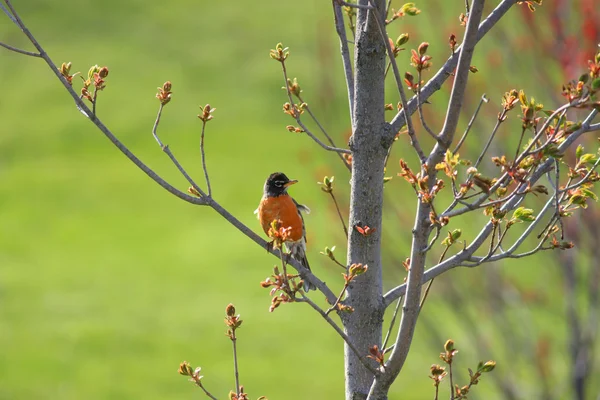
[382,109,600,307]
[386,0,516,140]
[367,3,487,397]
[333,0,355,126]
[0,41,41,57]
[5,0,339,305]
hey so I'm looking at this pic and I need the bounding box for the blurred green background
[1,1,599,399]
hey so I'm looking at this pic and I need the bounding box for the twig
[151,104,209,198]
[387,0,517,140]
[231,332,240,397]
[417,69,439,141]
[0,1,16,25]
[367,0,426,163]
[298,95,350,170]
[300,294,380,376]
[6,0,340,306]
[279,58,351,154]
[193,380,218,400]
[452,94,487,154]
[0,41,41,57]
[325,281,349,315]
[335,0,374,9]
[329,191,349,237]
[199,119,212,197]
[382,294,403,351]
[449,359,455,400]
[333,0,355,125]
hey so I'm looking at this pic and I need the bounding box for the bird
[255,172,316,292]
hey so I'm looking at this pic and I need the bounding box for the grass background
[1,1,599,399]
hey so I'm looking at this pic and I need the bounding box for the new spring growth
[58,62,79,85]
[178,361,204,385]
[448,34,457,53]
[318,176,334,193]
[429,364,447,386]
[320,246,336,260]
[517,0,543,12]
[387,2,421,24]
[267,219,292,249]
[343,263,368,284]
[156,81,172,105]
[389,33,409,58]
[367,345,385,368]
[284,78,302,98]
[440,339,458,364]
[518,90,544,130]
[198,104,216,122]
[411,42,432,72]
[441,229,461,247]
[80,65,109,102]
[269,43,289,62]
[225,303,242,340]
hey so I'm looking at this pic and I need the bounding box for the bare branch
[335,0,374,9]
[0,41,41,57]
[298,95,350,170]
[199,117,213,197]
[452,94,487,154]
[369,3,487,396]
[333,1,355,125]
[0,1,17,25]
[368,0,426,162]
[382,294,403,351]
[387,0,516,139]
[280,58,351,154]
[151,104,209,199]
[417,69,440,141]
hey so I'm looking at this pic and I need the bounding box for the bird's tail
[289,243,316,292]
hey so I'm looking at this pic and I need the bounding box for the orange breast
[258,194,304,242]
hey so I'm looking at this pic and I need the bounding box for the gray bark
[343,1,388,399]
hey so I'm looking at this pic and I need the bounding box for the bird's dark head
[264,172,297,197]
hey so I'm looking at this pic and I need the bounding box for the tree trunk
[343,1,388,399]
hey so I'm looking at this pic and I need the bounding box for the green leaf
[592,78,600,91]
[576,144,584,160]
[580,153,598,165]
[581,189,598,202]
[512,207,535,222]
[579,73,590,84]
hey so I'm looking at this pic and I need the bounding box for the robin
[256,172,316,292]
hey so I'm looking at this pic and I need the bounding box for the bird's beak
[284,179,298,187]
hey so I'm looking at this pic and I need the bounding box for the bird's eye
[274,180,285,187]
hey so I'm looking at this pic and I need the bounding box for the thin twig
[387,0,517,140]
[367,0,426,163]
[299,294,380,376]
[335,0,374,9]
[0,1,16,24]
[417,69,439,140]
[200,120,212,197]
[325,282,350,315]
[382,294,403,351]
[0,41,41,57]
[231,332,240,397]
[299,96,350,170]
[280,59,351,154]
[151,104,208,198]
[329,191,349,237]
[6,0,339,305]
[452,94,487,154]
[449,359,455,400]
[332,1,355,126]
[194,380,218,400]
